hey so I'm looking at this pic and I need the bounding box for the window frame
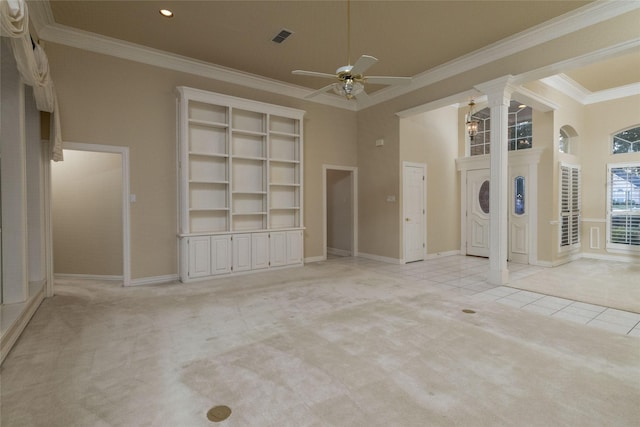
[559,128,570,154]
[468,101,533,157]
[606,162,640,252]
[612,125,640,155]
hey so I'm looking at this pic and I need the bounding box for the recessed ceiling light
[159,9,173,18]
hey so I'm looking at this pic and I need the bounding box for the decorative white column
[476,76,516,285]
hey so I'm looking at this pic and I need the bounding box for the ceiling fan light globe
[333,79,364,99]
[332,83,346,97]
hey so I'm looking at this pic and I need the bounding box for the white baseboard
[533,260,554,267]
[535,250,638,268]
[327,247,352,257]
[304,255,325,263]
[581,252,639,263]
[358,252,401,264]
[1,284,45,365]
[55,273,123,282]
[425,250,460,260]
[128,274,180,287]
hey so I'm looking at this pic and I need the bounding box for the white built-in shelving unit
[177,87,304,281]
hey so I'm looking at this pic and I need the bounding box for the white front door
[403,163,426,263]
[466,169,491,257]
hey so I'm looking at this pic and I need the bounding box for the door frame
[57,142,131,286]
[456,148,542,265]
[322,164,358,260]
[402,162,427,263]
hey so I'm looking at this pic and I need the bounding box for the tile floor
[327,254,640,337]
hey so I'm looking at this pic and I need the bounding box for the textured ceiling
[50,0,611,93]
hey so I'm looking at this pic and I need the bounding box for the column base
[488,267,509,286]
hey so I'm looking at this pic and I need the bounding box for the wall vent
[272,28,293,44]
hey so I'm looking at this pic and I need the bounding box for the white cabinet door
[286,230,303,265]
[211,235,232,275]
[188,236,211,278]
[270,231,302,266]
[252,233,270,270]
[270,231,287,267]
[232,233,252,272]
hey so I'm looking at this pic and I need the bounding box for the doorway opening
[323,165,358,260]
[51,143,131,286]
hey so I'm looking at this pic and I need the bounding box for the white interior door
[467,169,490,257]
[403,163,425,263]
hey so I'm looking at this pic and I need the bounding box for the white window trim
[611,125,640,155]
[606,161,640,253]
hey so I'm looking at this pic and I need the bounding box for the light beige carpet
[509,258,640,314]
[1,261,639,426]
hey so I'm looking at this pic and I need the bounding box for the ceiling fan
[292,0,411,100]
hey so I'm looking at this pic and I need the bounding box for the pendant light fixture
[466,100,479,141]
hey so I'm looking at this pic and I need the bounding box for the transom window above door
[469,101,533,156]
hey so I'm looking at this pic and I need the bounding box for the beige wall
[582,95,640,260]
[46,44,357,279]
[531,108,556,264]
[357,103,401,259]
[51,150,123,276]
[351,9,639,262]
[520,82,640,263]
[400,106,460,256]
[303,105,358,259]
[44,9,639,274]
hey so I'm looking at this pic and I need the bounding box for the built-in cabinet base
[180,229,303,282]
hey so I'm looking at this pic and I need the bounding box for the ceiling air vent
[272,28,293,44]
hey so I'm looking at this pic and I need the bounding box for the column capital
[475,75,517,107]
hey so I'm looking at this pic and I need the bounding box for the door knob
[405,218,410,222]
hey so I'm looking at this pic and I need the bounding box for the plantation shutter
[560,166,570,247]
[560,164,580,248]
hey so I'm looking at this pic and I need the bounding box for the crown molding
[28,0,640,112]
[585,82,640,104]
[541,73,640,105]
[541,75,591,104]
[38,23,358,111]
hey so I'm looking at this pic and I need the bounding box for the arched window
[612,126,640,154]
[469,100,533,156]
[559,125,578,154]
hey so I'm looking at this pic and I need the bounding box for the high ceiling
[45,0,639,97]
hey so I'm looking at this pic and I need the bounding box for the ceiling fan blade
[305,83,336,99]
[366,76,412,85]
[350,55,378,75]
[292,70,337,79]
